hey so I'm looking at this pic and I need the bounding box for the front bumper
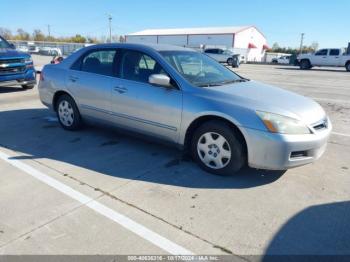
[0,68,36,86]
[243,124,332,170]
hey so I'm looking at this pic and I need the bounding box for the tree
[310,41,319,51]
[16,28,30,40]
[0,27,12,39]
[119,35,125,43]
[33,29,45,41]
[69,34,86,43]
[272,42,280,50]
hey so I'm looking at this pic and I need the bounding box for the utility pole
[108,14,112,43]
[47,24,51,38]
[299,33,304,55]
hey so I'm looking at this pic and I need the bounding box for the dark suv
[0,36,36,89]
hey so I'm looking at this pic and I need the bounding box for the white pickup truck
[298,48,350,71]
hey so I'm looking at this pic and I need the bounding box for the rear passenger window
[315,49,328,56]
[80,50,116,76]
[329,49,340,56]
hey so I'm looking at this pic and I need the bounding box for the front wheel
[191,121,246,176]
[56,94,82,131]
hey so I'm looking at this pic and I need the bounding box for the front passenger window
[121,50,168,83]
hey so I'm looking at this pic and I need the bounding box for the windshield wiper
[197,83,223,87]
[219,78,249,85]
[197,78,250,87]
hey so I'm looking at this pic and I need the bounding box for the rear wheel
[22,84,35,89]
[191,120,246,176]
[346,62,350,72]
[56,94,82,131]
[300,60,311,70]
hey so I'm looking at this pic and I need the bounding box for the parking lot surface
[0,62,349,256]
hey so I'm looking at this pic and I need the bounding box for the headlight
[24,56,33,63]
[256,111,311,134]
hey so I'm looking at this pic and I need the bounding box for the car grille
[0,58,25,65]
[0,66,26,75]
[0,58,26,75]
[312,118,328,131]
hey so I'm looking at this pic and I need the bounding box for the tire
[272,60,278,64]
[227,58,233,65]
[22,84,35,89]
[191,120,246,176]
[300,60,311,70]
[346,62,350,72]
[56,94,82,131]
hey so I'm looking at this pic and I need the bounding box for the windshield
[0,37,11,49]
[160,51,246,87]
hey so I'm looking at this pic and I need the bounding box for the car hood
[0,48,29,58]
[207,80,326,125]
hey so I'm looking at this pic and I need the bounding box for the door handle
[113,86,127,94]
[69,76,79,82]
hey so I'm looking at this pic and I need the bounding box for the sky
[1,0,349,48]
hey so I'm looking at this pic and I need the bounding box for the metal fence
[9,40,89,56]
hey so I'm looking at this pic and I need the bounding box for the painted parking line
[332,132,350,138]
[0,149,193,255]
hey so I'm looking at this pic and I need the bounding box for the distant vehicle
[16,45,29,53]
[39,47,62,56]
[204,48,236,65]
[271,55,291,64]
[28,44,40,54]
[297,48,350,71]
[0,35,36,89]
[39,43,331,175]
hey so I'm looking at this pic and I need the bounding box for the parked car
[16,45,29,53]
[39,43,331,175]
[297,48,350,71]
[271,55,291,64]
[28,44,40,54]
[204,48,237,66]
[39,47,62,56]
[0,35,36,89]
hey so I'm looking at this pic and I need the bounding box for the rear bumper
[0,68,36,86]
[243,123,332,170]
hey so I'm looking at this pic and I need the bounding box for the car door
[313,49,329,66]
[328,49,341,66]
[66,48,117,122]
[110,49,182,143]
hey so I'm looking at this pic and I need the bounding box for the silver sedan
[38,43,331,175]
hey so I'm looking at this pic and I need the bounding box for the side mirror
[9,43,15,49]
[149,74,172,88]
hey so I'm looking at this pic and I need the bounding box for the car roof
[84,43,195,52]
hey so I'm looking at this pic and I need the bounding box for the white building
[125,26,268,62]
